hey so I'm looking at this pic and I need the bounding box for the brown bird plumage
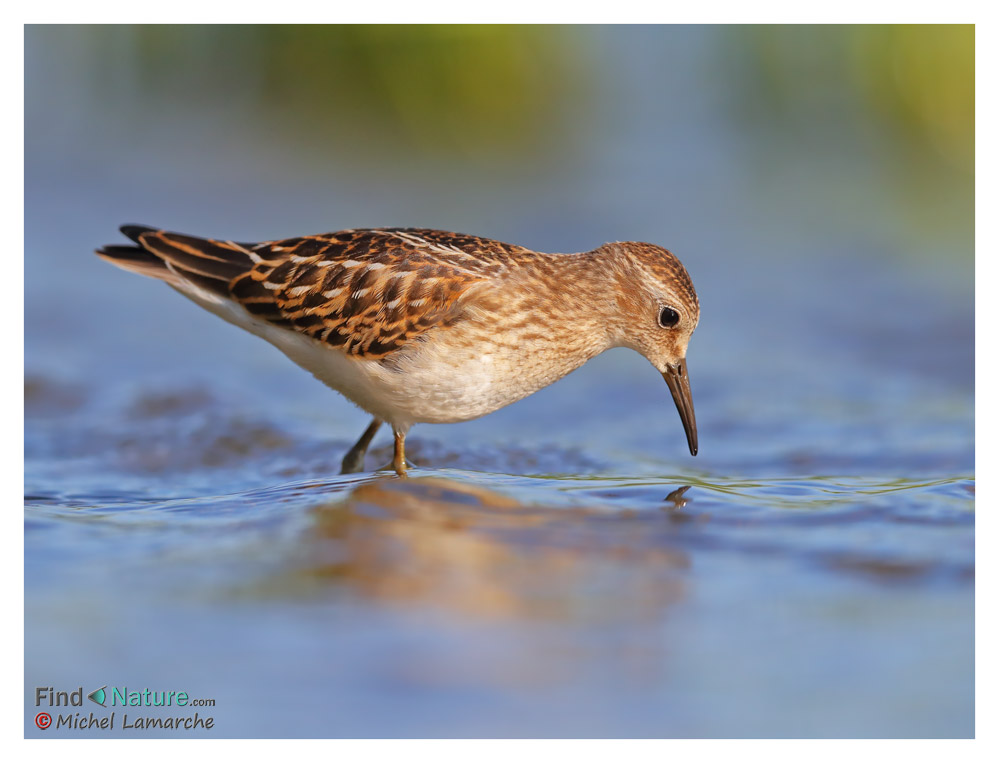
[98,225,700,475]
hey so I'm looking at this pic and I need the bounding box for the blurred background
[25,25,973,738]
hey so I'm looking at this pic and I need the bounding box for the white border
[10,7,990,758]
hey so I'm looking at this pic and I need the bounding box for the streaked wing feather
[229,229,527,358]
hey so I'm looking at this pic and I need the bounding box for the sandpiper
[97,226,699,476]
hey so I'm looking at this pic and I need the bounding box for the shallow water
[24,313,975,737]
[24,26,973,737]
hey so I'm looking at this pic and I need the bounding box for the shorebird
[97,225,699,476]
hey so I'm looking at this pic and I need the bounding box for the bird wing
[104,226,534,360]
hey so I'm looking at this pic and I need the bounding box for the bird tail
[95,224,260,297]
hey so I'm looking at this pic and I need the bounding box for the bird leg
[393,430,408,477]
[340,418,382,474]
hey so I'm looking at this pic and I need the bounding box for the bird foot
[375,457,416,477]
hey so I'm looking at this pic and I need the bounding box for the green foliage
[733,24,974,175]
[850,25,973,173]
[101,25,584,159]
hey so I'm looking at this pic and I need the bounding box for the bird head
[602,241,700,456]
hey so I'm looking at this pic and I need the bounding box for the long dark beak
[662,359,698,456]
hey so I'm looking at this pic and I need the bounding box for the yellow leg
[392,430,408,477]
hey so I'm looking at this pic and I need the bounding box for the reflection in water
[303,477,689,624]
[664,485,692,509]
[24,451,974,733]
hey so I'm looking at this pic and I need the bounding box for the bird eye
[658,306,680,328]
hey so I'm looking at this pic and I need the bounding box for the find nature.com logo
[33,686,216,731]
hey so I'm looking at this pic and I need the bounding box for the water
[24,26,973,737]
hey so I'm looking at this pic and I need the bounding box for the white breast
[172,281,601,431]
